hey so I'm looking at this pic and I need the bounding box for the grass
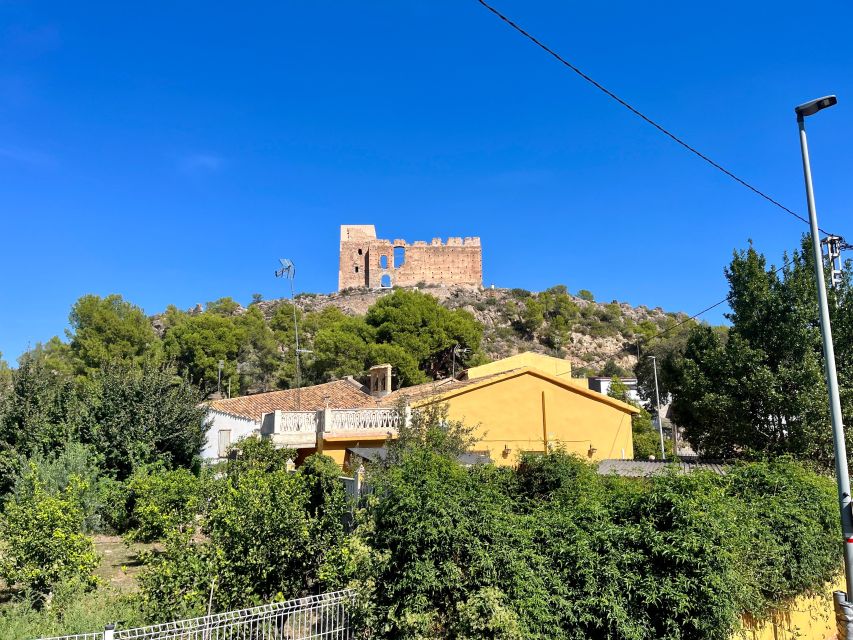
[0,536,157,640]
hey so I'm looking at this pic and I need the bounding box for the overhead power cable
[475,0,836,237]
[579,262,793,373]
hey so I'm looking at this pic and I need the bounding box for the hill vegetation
[2,235,852,638]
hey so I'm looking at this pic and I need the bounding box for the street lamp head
[795,95,837,119]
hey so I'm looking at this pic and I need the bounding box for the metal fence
[38,590,355,640]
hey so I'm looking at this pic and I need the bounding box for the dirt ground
[92,535,159,591]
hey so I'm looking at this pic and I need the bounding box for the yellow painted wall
[466,352,573,380]
[737,575,842,640]
[438,372,634,465]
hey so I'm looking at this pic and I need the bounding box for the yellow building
[205,352,638,468]
[379,356,638,466]
[466,351,574,381]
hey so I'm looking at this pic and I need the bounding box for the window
[357,248,363,255]
[379,255,388,269]
[218,429,232,457]
[354,265,359,273]
[393,246,405,268]
[380,274,392,288]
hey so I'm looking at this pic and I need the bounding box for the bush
[11,443,104,533]
[0,469,99,602]
[222,435,294,479]
[124,466,200,542]
[138,455,349,618]
[358,450,840,640]
[96,476,132,534]
[0,580,147,640]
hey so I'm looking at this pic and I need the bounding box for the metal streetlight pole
[648,356,666,460]
[795,95,853,599]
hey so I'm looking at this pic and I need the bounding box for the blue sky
[1,1,851,362]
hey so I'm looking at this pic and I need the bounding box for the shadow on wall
[737,574,843,640]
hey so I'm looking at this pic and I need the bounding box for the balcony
[261,407,404,449]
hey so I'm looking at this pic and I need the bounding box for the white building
[587,376,642,405]
[201,377,379,460]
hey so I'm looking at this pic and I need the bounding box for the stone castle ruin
[338,225,482,291]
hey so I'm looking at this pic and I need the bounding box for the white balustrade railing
[278,411,320,433]
[327,409,401,433]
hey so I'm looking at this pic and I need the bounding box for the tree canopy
[659,236,853,466]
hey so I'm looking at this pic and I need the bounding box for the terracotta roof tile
[377,371,513,407]
[207,379,376,422]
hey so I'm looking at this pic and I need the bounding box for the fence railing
[326,409,401,433]
[37,589,356,640]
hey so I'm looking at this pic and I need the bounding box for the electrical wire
[578,262,793,373]
[475,0,836,237]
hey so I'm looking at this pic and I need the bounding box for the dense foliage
[0,468,99,602]
[137,442,348,618]
[356,448,839,640]
[0,358,206,491]
[654,237,853,466]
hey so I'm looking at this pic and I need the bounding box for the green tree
[309,314,375,383]
[67,294,161,375]
[365,290,482,380]
[664,237,845,464]
[124,466,201,542]
[576,289,595,302]
[83,363,207,479]
[0,358,85,493]
[0,351,13,391]
[236,306,281,393]
[0,468,99,602]
[163,312,245,394]
[137,454,347,617]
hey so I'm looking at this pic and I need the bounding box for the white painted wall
[201,410,260,460]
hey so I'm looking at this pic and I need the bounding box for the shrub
[0,469,99,602]
[11,443,104,533]
[222,435,294,479]
[359,450,840,640]
[96,476,132,534]
[138,456,349,618]
[124,466,201,542]
[0,580,146,640]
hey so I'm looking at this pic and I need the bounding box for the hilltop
[164,285,687,379]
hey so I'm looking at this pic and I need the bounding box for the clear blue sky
[2,1,851,362]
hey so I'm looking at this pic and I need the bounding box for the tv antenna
[275,259,307,409]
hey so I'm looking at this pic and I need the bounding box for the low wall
[737,575,843,640]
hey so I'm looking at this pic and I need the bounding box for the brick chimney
[369,364,392,398]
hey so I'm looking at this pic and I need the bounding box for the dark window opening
[354,266,359,273]
[357,248,363,256]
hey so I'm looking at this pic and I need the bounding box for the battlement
[338,225,483,291]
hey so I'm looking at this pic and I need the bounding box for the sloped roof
[466,352,572,380]
[598,458,728,477]
[377,372,504,407]
[207,379,375,422]
[380,367,640,415]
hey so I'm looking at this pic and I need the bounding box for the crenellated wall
[338,225,482,290]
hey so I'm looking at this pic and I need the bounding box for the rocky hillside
[247,284,683,376]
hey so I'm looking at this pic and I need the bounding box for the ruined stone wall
[338,225,482,291]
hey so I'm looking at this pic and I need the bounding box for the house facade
[201,353,638,468]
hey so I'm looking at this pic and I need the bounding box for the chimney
[369,364,393,398]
